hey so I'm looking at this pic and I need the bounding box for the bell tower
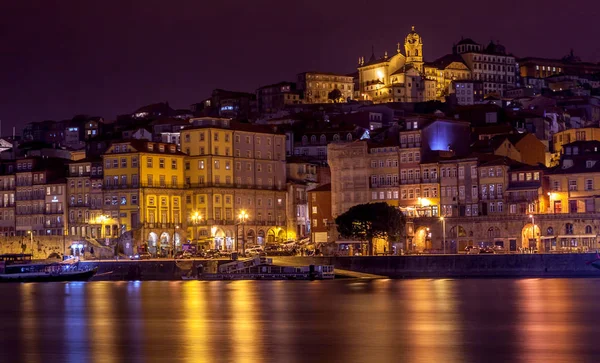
[404,26,423,72]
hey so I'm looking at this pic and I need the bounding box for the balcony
[400,179,419,185]
[421,177,439,183]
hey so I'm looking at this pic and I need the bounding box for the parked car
[245,246,264,256]
[480,247,495,254]
[466,246,480,255]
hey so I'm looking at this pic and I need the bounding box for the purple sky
[1,0,599,132]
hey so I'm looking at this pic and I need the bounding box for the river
[1,279,599,363]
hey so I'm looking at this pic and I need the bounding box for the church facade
[357,27,437,103]
[356,27,514,103]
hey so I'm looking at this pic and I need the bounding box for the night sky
[1,0,598,132]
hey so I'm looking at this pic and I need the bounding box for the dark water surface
[1,279,600,363]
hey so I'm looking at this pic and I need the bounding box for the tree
[328,88,343,103]
[335,202,405,256]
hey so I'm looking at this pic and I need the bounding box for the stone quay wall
[272,255,600,278]
[80,254,600,281]
[0,236,114,259]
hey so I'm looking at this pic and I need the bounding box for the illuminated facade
[102,140,186,254]
[67,158,104,238]
[357,27,437,103]
[296,72,354,104]
[180,119,288,250]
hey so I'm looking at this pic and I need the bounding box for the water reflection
[4,279,600,362]
[20,283,40,363]
[88,282,117,363]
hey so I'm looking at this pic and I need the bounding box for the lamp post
[239,210,248,254]
[63,230,67,260]
[529,214,535,252]
[440,217,446,254]
[191,212,201,246]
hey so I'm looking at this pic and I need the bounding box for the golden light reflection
[88,282,117,363]
[516,279,578,362]
[229,281,263,363]
[183,281,208,363]
[20,283,40,363]
[404,279,464,363]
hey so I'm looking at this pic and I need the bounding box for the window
[497,202,503,212]
[586,179,593,191]
[199,160,205,169]
[171,159,177,170]
[121,158,127,168]
[458,167,464,179]
[159,158,165,169]
[472,185,478,199]
[586,225,593,234]
[312,206,317,214]
[509,204,516,214]
[372,192,378,200]
[132,158,138,168]
[569,180,577,191]
[565,223,574,235]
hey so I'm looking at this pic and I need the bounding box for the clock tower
[404,26,424,72]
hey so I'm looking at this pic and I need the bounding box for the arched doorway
[521,223,540,252]
[148,232,158,247]
[213,228,225,250]
[413,226,430,252]
[277,229,285,243]
[225,230,234,251]
[160,232,170,248]
[267,229,276,244]
[257,230,265,245]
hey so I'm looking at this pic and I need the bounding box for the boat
[0,254,98,282]
[183,256,335,281]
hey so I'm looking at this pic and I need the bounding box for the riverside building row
[326,119,600,254]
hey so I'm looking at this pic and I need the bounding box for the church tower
[404,26,423,72]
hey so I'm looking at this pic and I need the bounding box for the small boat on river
[0,254,98,282]
[183,256,335,281]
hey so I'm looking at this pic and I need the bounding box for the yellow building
[547,142,600,215]
[297,72,354,104]
[180,119,288,250]
[551,128,600,166]
[424,54,472,99]
[102,140,186,254]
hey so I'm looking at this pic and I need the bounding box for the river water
[1,279,600,363]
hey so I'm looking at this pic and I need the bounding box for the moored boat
[183,256,335,281]
[0,254,98,282]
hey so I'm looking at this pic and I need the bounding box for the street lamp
[191,211,202,246]
[529,214,535,252]
[239,210,248,254]
[440,217,446,254]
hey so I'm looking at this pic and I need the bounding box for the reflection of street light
[440,217,446,254]
[239,210,248,254]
